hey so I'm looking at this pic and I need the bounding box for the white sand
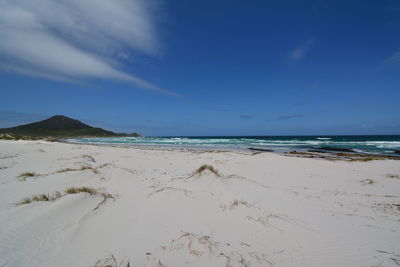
[0,140,399,267]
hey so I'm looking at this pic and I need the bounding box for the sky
[0,0,399,136]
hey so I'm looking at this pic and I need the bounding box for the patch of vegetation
[360,178,376,185]
[55,163,109,175]
[192,164,221,177]
[94,254,131,267]
[17,163,110,182]
[82,154,96,162]
[223,199,252,211]
[56,168,79,173]
[17,191,62,205]
[386,174,400,179]
[16,186,114,206]
[65,186,97,195]
[17,172,39,181]
[18,172,37,177]
[0,133,40,140]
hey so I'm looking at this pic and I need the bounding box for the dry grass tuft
[56,163,109,175]
[17,163,111,182]
[360,178,376,185]
[192,164,221,177]
[65,186,97,195]
[17,191,63,205]
[82,154,96,162]
[94,253,131,267]
[17,172,39,181]
[170,231,217,256]
[56,168,78,174]
[18,172,37,178]
[16,187,114,206]
[386,174,400,179]
[223,199,252,211]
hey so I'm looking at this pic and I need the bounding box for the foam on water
[67,135,400,154]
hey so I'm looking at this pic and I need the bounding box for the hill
[0,115,140,138]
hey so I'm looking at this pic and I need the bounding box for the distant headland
[0,115,140,139]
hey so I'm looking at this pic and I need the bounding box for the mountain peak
[0,115,139,138]
[49,115,71,120]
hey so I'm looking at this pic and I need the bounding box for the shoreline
[64,135,400,156]
[63,139,400,162]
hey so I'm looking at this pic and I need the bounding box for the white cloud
[0,0,178,96]
[289,38,314,62]
[385,51,400,64]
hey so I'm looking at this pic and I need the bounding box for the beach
[0,140,399,267]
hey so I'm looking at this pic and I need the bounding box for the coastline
[1,139,400,266]
[63,138,400,162]
[65,135,400,156]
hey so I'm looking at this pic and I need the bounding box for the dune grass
[56,163,109,175]
[386,174,400,179]
[65,186,97,195]
[192,164,221,177]
[16,186,114,205]
[360,178,376,185]
[18,172,37,178]
[17,163,110,182]
[82,154,96,162]
[17,172,39,181]
[94,254,131,267]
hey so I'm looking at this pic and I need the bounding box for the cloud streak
[239,115,252,120]
[385,51,400,65]
[0,0,178,96]
[207,107,230,112]
[276,114,303,120]
[289,38,314,62]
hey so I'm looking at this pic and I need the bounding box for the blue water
[67,135,400,154]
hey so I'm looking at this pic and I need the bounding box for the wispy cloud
[239,115,252,120]
[385,51,400,65]
[289,38,314,62]
[276,114,303,120]
[207,107,230,112]
[0,0,178,96]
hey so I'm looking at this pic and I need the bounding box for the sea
[67,135,400,155]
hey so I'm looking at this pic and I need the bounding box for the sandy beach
[0,140,399,267]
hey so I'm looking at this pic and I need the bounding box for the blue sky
[1,0,399,136]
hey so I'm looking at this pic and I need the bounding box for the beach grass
[16,187,113,205]
[18,172,37,178]
[94,253,131,267]
[193,164,221,177]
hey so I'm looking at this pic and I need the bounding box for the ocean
[67,135,400,155]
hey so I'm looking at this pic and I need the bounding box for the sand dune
[1,140,399,266]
